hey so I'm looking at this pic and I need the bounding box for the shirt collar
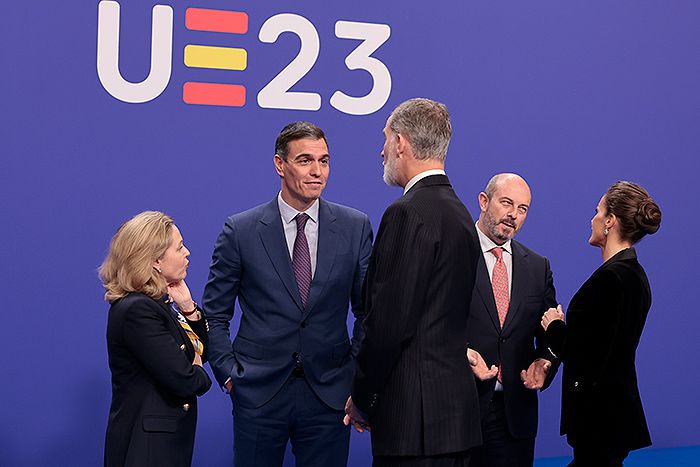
[278,192,319,225]
[403,169,446,195]
[475,221,512,256]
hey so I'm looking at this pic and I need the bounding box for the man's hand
[343,396,370,433]
[520,358,551,390]
[466,348,498,381]
[541,305,565,331]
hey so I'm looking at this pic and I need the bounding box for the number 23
[257,14,391,116]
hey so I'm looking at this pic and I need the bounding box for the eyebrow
[292,153,330,160]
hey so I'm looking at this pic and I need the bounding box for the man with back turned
[345,98,482,467]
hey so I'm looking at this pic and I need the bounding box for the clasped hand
[343,396,370,433]
[541,304,565,331]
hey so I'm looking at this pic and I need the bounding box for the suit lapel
[258,198,304,311]
[474,255,502,332]
[303,200,337,318]
[503,242,529,332]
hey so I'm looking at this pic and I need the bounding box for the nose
[309,160,321,176]
[184,246,191,256]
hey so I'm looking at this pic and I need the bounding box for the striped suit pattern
[353,174,482,460]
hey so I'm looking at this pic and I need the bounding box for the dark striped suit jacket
[353,174,482,456]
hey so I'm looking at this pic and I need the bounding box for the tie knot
[295,213,310,231]
[491,247,504,260]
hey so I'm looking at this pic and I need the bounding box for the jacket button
[182,403,190,412]
[180,344,186,351]
[499,337,506,343]
[300,322,307,328]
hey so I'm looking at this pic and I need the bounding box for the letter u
[97,1,173,103]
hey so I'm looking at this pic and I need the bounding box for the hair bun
[635,198,661,235]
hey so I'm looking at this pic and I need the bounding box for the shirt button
[292,352,300,360]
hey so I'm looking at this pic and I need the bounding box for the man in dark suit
[345,98,482,467]
[465,173,559,467]
[203,122,373,467]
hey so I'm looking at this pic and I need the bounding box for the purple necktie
[292,213,312,308]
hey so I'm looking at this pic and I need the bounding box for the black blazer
[468,240,559,439]
[353,175,482,456]
[546,248,652,452]
[104,293,212,467]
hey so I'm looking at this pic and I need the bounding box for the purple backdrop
[2,1,698,465]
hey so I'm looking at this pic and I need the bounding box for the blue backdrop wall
[2,1,698,465]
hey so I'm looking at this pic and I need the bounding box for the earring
[154,266,162,273]
[604,228,609,236]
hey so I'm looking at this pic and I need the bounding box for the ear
[152,259,162,272]
[274,154,285,178]
[607,213,617,229]
[395,132,407,158]
[478,192,489,213]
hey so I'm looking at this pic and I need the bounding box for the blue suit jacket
[203,197,373,410]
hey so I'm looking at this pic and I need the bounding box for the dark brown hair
[274,121,327,161]
[604,181,661,244]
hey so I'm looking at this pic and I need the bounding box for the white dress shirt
[475,221,513,391]
[278,192,319,277]
[403,169,446,195]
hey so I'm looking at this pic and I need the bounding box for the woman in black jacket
[541,181,661,467]
[100,211,211,467]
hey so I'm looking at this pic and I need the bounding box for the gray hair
[388,98,451,162]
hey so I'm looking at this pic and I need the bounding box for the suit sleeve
[122,300,212,398]
[202,217,242,387]
[353,204,434,414]
[350,215,373,359]
[546,268,625,382]
[533,257,560,390]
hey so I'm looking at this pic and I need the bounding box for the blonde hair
[99,211,173,303]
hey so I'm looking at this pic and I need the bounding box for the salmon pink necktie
[491,247,509,382]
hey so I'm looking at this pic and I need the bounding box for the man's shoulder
[322,199,369,224]
[224,199,276,225]
[512,239,549,264]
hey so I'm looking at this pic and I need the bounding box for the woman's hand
[193,352,203,367]
[167,280,194,313]
[541,305,565,331]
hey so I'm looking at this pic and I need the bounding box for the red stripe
[185,8,248,34]
[183,83,246,107]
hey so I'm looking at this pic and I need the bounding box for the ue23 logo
[96,1,392,115]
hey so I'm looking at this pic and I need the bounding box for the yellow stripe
[184,45,247,71]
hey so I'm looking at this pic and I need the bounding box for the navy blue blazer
[468,240,559,440]
[203,197,373,410]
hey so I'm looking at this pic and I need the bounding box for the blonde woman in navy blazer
[541,182,661,467]
[100,211,211,467]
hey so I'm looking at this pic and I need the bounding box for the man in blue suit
[203,121,373,467]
